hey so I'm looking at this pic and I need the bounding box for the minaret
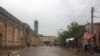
[34,20,38,37]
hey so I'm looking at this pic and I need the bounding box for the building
[34,20,38,36]
[0,7,38,49]
[85,23,100,33]
[39,35,57,45]
[84,23,100,51]
[33,20,39,45]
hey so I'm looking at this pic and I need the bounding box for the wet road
[20,46,75,56]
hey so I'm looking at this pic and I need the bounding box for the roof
[85,22,100,26]
[0,7,23,25]
[0,7,35,34]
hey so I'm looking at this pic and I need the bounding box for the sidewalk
[66,48,100,56]
[0,47,27,56]
[0,46,35,56]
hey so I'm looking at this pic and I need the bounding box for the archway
[0,22,6,48]
[0,33,2,48]
[25,28,30,47]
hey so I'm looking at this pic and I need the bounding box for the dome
[34,20,38,23]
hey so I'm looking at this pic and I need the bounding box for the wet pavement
[1,46,100,56]
[20,46,76,56]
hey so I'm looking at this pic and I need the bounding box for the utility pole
[91,7,94,33]
[89,7,94,56]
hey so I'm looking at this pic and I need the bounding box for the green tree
[58,31,72,46]
[58,22,86,46]
[68,22,86,38]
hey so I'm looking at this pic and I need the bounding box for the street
[19,46,75,56]
[1,46,100,56]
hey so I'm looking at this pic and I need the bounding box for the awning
[83,33,94,42]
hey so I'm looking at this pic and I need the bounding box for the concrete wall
[0,7,38,49]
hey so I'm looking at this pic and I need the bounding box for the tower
[34,20,38,36]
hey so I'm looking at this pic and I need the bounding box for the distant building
[39,35,57,45]
[34,20,38,37]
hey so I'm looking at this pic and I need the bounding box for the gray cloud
[0,0,100,36]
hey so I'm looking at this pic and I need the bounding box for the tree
[58,31,69,46]
[68,22,86,38]
[58,22,86,46]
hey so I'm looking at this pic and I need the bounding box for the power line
[94,9,100,13]
[81,18,91,25]
[92,8,100,18]
[94,15,100,18]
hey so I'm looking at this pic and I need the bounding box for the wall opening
[0,33,2,48]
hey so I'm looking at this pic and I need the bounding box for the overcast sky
[0,0,100,36]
